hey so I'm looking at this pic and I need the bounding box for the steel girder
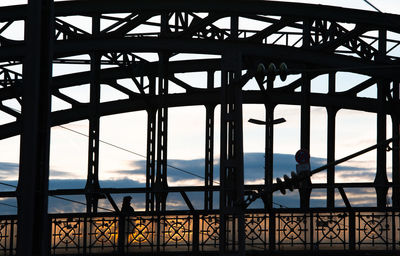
[0,1,400,255]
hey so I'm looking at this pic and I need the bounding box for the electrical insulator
[283,174,295,192]
[276,177,286,195]
[255,63,266,86]
[267,63,277,81]
[255,62,289,84]
[276,170,306,195]
[283,174,290,187]
[291,171,298,184]
[279,62,288,81]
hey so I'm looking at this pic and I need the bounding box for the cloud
[110,170,147,184]
[168,178,204,187]
[0,152,385,215]
[50,169,80,178]
[0,162,19,180]
[0,162,18,171]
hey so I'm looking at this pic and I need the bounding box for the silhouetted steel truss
[0,0,399,255]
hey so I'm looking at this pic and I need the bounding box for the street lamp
[248,117,286,209]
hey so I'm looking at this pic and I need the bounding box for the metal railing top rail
[0,207,396,219]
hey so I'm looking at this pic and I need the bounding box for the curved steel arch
[0,1,400,255]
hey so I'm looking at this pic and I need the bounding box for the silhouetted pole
[375,29,389,208]
[17,0,53,256]
[392,82,400,208]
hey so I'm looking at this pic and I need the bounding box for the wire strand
[50,195,113,212]
[0,181,16,188]
[59,125,217,184]
[0,202,17,208]
[59,125,289,208]
[2,108,289,209]
[0,180,114,211]
[361,0,382,13]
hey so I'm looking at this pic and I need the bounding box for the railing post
[193,213,199,254]
[156,214,161,253]
[118,214,126,255]
[10,218,15,256]
[47,217,51,256]
[392,211,396,251]
[83,216,87,256]
[349,211,356,251]
[269,211,276,251]
[310,212,314,251]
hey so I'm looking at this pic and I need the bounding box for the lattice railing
[1,211,400,255]
[0,217,16,256]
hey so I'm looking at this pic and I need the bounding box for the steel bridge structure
[0,0,400,255]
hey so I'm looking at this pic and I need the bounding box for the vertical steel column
[299,19,312,209]
[85,15,101,214]
[264,78,275,210]
[393,82,400,209]
[155,53,169,212]
[17,0,53,255]
[219,15,245,256]
[375,29,389,209]
[146,77,156,212]
[219,66,228,254]
[155,14,169,253]
[205,71,215,211]
[155,13,169,212]
[327,72,337,209]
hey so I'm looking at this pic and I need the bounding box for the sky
[0,0,399,214]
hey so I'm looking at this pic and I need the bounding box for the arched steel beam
[0,90,390,140]
[52,38,399,79]
[52,58,221,90]
[0,5,25,22]
[0,58,222,101]
[0,53,391,102]
[1,0,400,32]
[51,0,400,33]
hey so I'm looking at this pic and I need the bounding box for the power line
[59,125,288,208]
[360,0,382,13]
[0,202,17,208]
[50,195,113,212]
[0,181,16,188]
[3,108,289,209]
[59,125,217,184]
[0,172,114,212]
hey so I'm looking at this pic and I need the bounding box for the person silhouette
[121,196,135,214]
[118,196,135,254]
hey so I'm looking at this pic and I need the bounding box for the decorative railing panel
[0,218,16,256]
[87,217,119,253]
[160,215,193,251]
[245,213,269,250]
[126,215,155,253]
[314,212,349,250]
[3,211,400,255]
[51,217,84,255]
[356,212,393,250]
[52,216,119,255]
[276,212,311,250]
[199,214,220,251]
